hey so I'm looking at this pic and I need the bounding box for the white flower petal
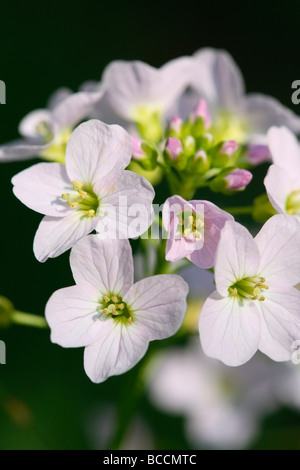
[214,221,260,297]
[102,58,192,120]
[243,97,300,137]
[123,274,188,340]
[12,162,73,217]
[0,138,51,162]
[192,48,245,111]
[46,283,110,348]
[65,120,132,184]
[52,90,103,130]
[18,109,56,140]
[264,164,294,214]
[199,291,261,366]
[267,126,300,174]
[70,236,134,296]
[84,322,149,383]
[255,214,300,284]
[95,170,154,239]
[47,87,72,110]
[33,213,98,262]
[258,282,300,361]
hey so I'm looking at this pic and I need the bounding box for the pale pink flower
[162,195,233,269]
[46,236,188,383]
[264,126,300,218]
[0,87,103,162]
[199,216,300,366]
[12,120,154,262]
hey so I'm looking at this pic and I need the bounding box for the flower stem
[222,205,253,215]
[10,311,48,329]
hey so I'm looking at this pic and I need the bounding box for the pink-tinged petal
[247,144,270,165]
[162,195,193,232]
[214,221,260,296]
[52,90,103,130]
[224,169,253,191]
[70,236,134,296]
[243,95,300,136]
[199,292,261,366]
[0,138,51,162]
[192,48,245,111]
[131,136,145,159]
[255,214,300,284]
[267,126,300,175]
[165,137,183,160]
[84,322,149,383]
[264,165,294,214]
[188,227,218,269]
[257,282,300,361]
[33,213,98,262]
[123,274,188,340]
[65,120,132,184]
[193,199,233,230]
[12,162,73,217]
[95,170,154,239]
[46,283,111,348]
[102,57,193,119]
[191,98,211,128]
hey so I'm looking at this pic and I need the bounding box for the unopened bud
[130,136,158,170]
[166,114,183,138]
[191,99,211,129]
[224,169,253,191]
[210,168,252,193]
[247,144,270,165]
[210,140,239,167]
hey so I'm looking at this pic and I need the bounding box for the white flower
[0,87,103,162]
[184,48,300,151]
[12,120,154,261]
[92,57,193,141]
[199,215,300,366]
[46,236,188,383]
[148,339,286,449]
[264,126,300,218]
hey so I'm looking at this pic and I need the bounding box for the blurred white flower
[148,338,288,449]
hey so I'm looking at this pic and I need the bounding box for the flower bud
[210,168,252,193]
[182,135,196,157]
[224,169,253,190]
[130,136,158,171]
[191,99,211,129]
[163,137,187,170]
[165,114,183,138]
[210,140,239,167]
[247,144,270,165]
[188,149,210,174]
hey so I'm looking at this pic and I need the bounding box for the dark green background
[0,0,300,449]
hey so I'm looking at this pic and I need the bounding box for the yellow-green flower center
[211,111,248,144]
[177,211,204,239]
[133,105,163,143]
[39,126,72,164]
[286,189,300,215]
[62,181,99,217]
[228,276,268,301]
[99,294,133,325]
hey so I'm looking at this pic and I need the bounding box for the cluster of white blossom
[2,48,300,386]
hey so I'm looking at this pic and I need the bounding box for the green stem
[222,205,253,215]
[10,311,48,329]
